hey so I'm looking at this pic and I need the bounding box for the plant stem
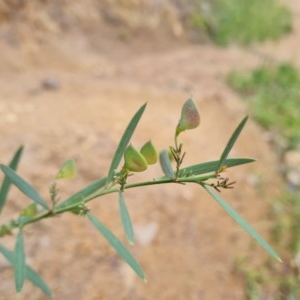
[0,173,216,234]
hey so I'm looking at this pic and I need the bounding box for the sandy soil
[0,1,300,299]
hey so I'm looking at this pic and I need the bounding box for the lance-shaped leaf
[159,150,175,179]
[106,103,147,184]
[217,116,248,172]
[14,230,26,293]
[25,262,53,297]
[119,192,134,244]
[54,177,107,213]
[55,159,77,180]
[0,244,53,297]
[181,158,255,176]
[87,213,146,280]
[0,165,49,210]
[203,185,281,262]
[55,194,85,214]
[0,145,24,215]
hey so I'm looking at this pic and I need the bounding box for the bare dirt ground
[0,1,300,299]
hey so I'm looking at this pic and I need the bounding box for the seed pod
[19,203,38,218]
[176,98,200,136]
[140,140,158,165]
[124,144,148,172]
[55,159,77,180]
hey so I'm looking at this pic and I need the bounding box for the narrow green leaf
[159,150,175,179]
[181,158,255,176]
[203,186,281,262]
[55,177,107,212]
[0,146,24,215]
[18,216,34,226]
[0,244,53,297]
[106,103,147,184]
[87,212,146,280]
[0,243,15,263]
[0,165,49,210]
[26,265,53,297]
[14,230,26,293]
[119,192,134,244]
[217,116,248,172]
[54,194,84,213]
[55,159,77,180]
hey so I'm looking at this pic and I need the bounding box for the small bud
[124,144,148,172]
[140,140,158,165]
[176,98,200,136]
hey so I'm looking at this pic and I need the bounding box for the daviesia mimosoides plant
[0,98,281,297]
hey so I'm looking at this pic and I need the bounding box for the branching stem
[0,173,216,235]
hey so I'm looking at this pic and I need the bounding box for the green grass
[236,189,300,300]
[272,190,300,256]
[228,62,300,299]
[189,0,292,45]
[227,63,300,148]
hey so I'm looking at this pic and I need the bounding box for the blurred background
[0,0,300,299]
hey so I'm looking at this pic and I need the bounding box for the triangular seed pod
[140,140,158,165]
[124,144,148,172]
[176,98,200,136]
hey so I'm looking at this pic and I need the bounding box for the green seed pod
[176,98,200,136]
[19,203,38,218]
[55,159,77,180]
[124,144,148,172]
[140,140,158,165]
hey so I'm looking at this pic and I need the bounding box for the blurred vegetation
[228,63,300,299]
[272,190,300,256]
[236,189,300,300]
[227,63,300,149]
[0,0,293,48]
[189,0,292,45]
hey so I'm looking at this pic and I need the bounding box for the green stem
[0,173,216,234]
[0,210,53,237]
[82,173,216,204]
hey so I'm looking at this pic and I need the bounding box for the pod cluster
[124,140,158,172]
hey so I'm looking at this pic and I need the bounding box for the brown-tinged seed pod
[124,144,148,172]
[176,98,200,136]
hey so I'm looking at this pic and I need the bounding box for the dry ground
[0,1,300,299]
